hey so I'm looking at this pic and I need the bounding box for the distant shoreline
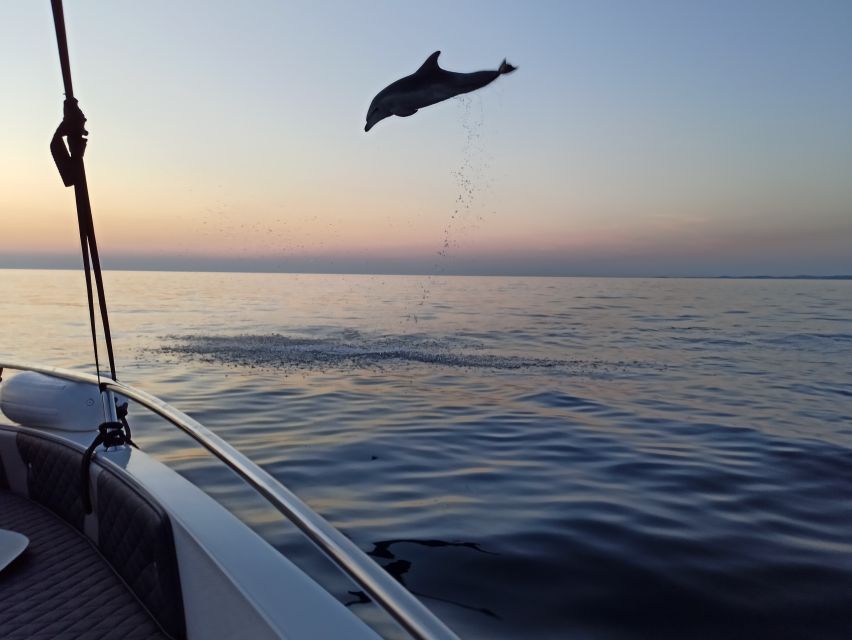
[0,265,849,280]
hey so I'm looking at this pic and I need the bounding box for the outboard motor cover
[0,371,112,432]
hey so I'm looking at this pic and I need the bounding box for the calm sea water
[2,269,852,639]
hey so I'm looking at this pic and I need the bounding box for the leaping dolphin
[364,51,516,132]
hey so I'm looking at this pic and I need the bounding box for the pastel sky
[2,1,851,276]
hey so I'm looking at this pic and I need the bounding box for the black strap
[50,1,134,514]
[81,403,135,514]
[50,1,117,384]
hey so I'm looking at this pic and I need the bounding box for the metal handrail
[0,360,459,640]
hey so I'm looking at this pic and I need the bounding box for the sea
[1,269,851,639]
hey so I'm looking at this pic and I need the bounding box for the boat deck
[0,489,170,640]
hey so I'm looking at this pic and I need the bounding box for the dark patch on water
[345,538,501,619]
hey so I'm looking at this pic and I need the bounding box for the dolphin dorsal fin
[416,51,442,75]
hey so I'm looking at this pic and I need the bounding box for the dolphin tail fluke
[498,59,517,75]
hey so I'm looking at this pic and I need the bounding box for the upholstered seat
[0,432,185,639]
[0,490,169,639]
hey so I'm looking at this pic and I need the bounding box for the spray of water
[414,95,496,316]
[440,94,494,260]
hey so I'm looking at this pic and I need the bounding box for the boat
[0,3,459,639]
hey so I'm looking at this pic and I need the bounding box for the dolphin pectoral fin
[392,106,419,117]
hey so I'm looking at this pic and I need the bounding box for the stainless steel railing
[0,360,459,640]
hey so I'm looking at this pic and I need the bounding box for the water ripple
[3,271,852,638]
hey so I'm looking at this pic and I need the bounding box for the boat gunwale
[0,360,459,640]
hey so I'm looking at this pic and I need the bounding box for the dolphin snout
[364,107,387,132]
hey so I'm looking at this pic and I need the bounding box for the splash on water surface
[156,329,655,375]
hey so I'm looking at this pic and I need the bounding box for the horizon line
[0,265,850,280]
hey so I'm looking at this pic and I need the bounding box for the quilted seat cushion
[17,432,85,531]
[97,471,185,639]
[10,433,185,639]
[0,489,169,639]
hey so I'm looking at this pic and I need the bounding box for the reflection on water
[2,270,852,638]
[347,539,499,619]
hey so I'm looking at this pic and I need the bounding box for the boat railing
[0,360,459,640]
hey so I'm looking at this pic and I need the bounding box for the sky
[1,1,851,276]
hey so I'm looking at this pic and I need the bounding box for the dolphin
[364,51,516,132]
